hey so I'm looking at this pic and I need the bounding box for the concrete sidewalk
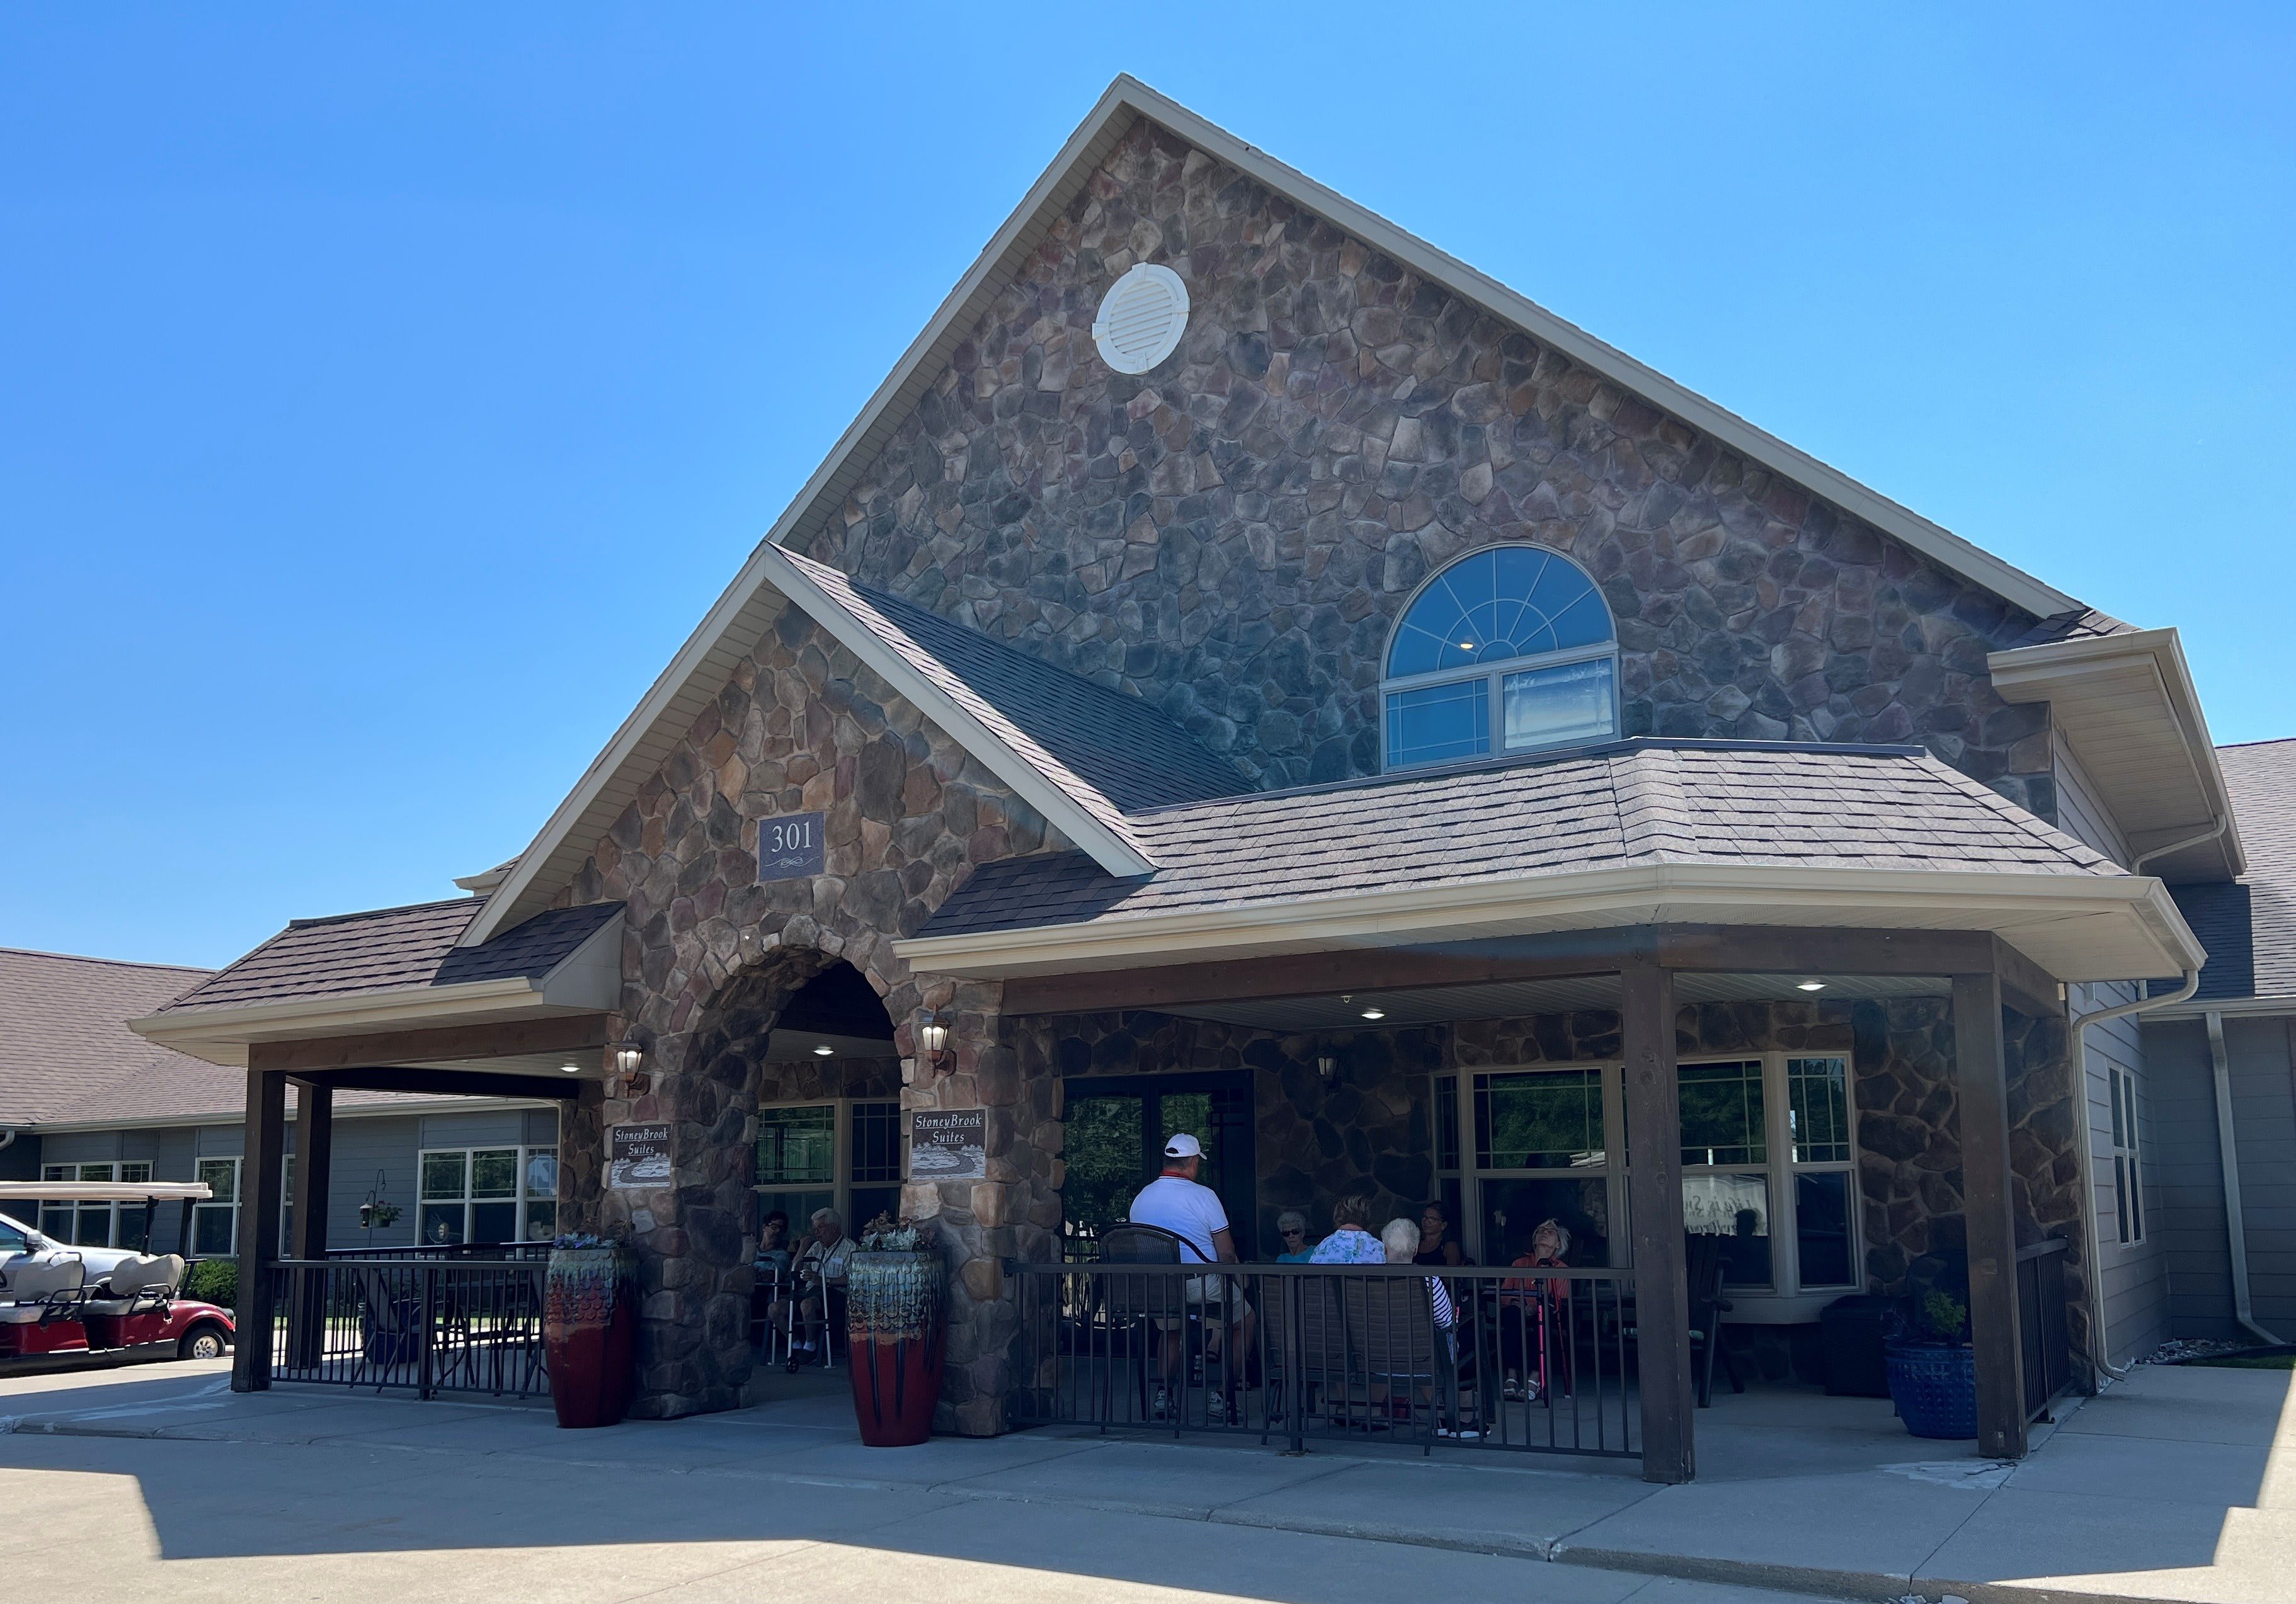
[4,1358,2289,1604]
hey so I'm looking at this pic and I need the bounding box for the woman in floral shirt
[1308,1190,1386,1263]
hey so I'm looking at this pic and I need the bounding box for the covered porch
[963,921,2135,1482]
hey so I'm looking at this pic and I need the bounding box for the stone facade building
[139,79,2258,1480]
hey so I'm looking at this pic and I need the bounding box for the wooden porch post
[286,1078,333,1368]
[1953,970,2028,1459]
[1622,954,1694,1483]
[232,1067,287,1393]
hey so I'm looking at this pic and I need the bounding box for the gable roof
[465,543,1243,941]
[752,74,2081,622]
[2169,738,2296,1006]
[898,738,2198,986]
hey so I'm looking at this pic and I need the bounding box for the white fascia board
[757,74,2077,623]
[1988,627,2242,879]
[894,863,2203,986]
[2141,996,2296,1023]
[127,977,569,1067]
[753,547,1152,877]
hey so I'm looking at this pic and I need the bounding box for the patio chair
[1097,1223,1189,1421]
[1342,1276,1458,1444]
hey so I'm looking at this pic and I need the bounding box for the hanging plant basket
[545,1237,639,1430]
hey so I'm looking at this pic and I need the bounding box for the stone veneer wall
[1031,996,2089,1368]
[801,120,2058,817]
[552,603,1065,1428]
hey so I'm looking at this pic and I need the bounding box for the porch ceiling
[1163,970,1947,1031]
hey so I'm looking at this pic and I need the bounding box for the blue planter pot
[1886,1341,1977,1439]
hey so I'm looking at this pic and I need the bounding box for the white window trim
[1378,545,1622,774]
[2108,1064,2146,1248]
[753,1095,905,1235]
[39,1161,156,1249]
[192,1157,241,1258]
[416,1144,559,1248]
[1436,1051,1860,1311]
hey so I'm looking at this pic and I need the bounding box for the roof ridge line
[0,947,216,974]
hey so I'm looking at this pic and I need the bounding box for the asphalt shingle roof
[787,550,1245,824]
[2006,607,2137,649]
[921,741,2123,938]
[159,901,622,1015]
[2173,738,2296,1004]
[0,949,234,1125]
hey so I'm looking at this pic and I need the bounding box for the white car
[0,1211,140,1287]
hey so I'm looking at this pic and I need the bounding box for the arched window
[1382,545,1618,770]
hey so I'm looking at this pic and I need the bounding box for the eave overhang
[1988,627,2242,884]
[894,862,2203,988]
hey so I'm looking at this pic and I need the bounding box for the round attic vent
[1092,263,1189,374]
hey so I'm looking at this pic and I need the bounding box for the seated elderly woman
[1308,1191,1385,1263]
[1273,1209,1316,1262]
[1379,1217,1476,1439]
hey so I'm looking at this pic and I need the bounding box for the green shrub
[184,1258,238,1310]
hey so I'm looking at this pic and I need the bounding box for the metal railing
[2018,1236,2074,1419]
[265,1256,547,1400]
[1005,1259,1641,1459]
[325,1241,553,1262]
[750,1263,843,1372]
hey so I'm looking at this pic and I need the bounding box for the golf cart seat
[83,1254,186,1314]
[0,1252,86,1321]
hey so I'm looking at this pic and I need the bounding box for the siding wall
[2226,1016,2296,1334]
[2146,1018,2236,1339]
[2053,737,2174,1362]
[17,1106,561,1256]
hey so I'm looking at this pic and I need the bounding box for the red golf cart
[0,1181,235,1366]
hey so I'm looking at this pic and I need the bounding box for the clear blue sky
[4,6,2290,970]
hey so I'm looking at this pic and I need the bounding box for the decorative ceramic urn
[843,1219,945,1447]
[544,1241,639,1429]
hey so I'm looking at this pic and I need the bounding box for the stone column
[898,979,1060,1436]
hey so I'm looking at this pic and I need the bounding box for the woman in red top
[1499,1219,1573,1402]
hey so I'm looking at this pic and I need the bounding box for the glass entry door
[1059,1072,1255,1259]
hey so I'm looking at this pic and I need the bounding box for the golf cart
[0,1181,235,1365]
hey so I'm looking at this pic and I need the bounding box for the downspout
[2070,967,2200,1380]
[2207,1010,2283,1346]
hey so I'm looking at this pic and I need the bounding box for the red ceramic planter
[844,1248,945,1447]
[545,1247,638,1429]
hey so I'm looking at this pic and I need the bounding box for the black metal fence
[2018,1236,2074,1420]
[1005,1259,1641,1459]
[324,1243,552,1263]
[265,1256,548,1399]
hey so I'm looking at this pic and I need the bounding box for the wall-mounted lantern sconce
[1316,1053,1339,1088]
[613,1036,650,1096]
[917,1010,952,1074]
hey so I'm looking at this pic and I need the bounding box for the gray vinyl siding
[418,1110,527,1148]
[2225,1016,2296,1334]
[2053,737,2131,868]
[2145,1018,2237,1338]
[2053,740,2174,1361]
[329,1114,422,1251]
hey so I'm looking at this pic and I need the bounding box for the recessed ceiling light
[558,1063,581,1074]
[1796,981,1826,993]
[812,1044,835,1057]
[1360,1006,1387,1020]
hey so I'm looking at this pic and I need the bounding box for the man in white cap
[1128,1133,1252,1420]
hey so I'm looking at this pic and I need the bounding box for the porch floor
[5,1358,2291,1604]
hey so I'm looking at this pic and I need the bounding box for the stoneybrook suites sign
[758,811,825,881]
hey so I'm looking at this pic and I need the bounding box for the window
[1446,1052,1860,1298]
[418,1145,558,1246]
[1383,545,1618,770]
[39,1162,153,1249]
[2109,1066,2145,1245]
[755,1099,903,1243]
[193,1159,240,1255]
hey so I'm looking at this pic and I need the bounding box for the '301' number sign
[758,811,825,881]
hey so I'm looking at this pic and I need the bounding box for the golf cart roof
[0,1182,214,1204]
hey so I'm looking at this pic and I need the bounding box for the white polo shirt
[1128,1175,1229,1263]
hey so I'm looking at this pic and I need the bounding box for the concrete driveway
[3,1357,2290,1604]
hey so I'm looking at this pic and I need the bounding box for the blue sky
[4,6,2291,970]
